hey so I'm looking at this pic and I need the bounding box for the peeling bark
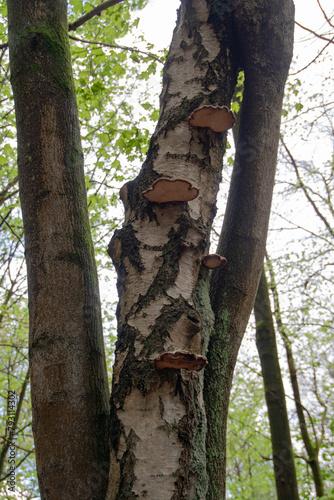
[107,1,238,497]
[7,1,110,498]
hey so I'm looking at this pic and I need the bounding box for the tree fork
[7,1,110,498]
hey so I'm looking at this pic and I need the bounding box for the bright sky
[137,0,333,55]
[138,0,180,50]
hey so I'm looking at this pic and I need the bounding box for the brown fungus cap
[153,350,208,371]
[201,254,227,269]
[188,105,236,132]
[142,178,199,203]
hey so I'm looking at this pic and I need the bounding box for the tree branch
[69,34,163,62]
[295,21,334,44]
[316,0,334,29]
[0,176,18,206]
[280,136,334,238]
[2,0,128,48]
[68,0,125,31]
[0,214,24,247]
[0,368,30,478]
[289,39,332,75]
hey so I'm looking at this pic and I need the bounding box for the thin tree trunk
[7,1,110,499]
[204,1,294,497]
[266,256,325,497]
[254,269,300,500]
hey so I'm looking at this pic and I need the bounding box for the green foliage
[226,357,276,499]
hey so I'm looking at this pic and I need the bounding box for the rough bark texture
[267,257,325,498]
[7,1,110,499]
[254,270,300,500]
[107,1,238,498]
[204,1,294,497]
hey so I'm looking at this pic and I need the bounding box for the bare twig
[68,0,125,32]
[289,39,332,75]
[316,0,334,29]
[295,21,334,44]
[0,214,24,247]
[69,34,162,62]
[280,136,334,239]
[0,450,34,482]
[0,176,18,206]
[0,345,28,361]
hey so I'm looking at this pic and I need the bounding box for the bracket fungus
[188,105,236,132]
[153,350,208,371]
[142,178,199,203]
[201,254,227,269]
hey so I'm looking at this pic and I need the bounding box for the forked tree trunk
[108,0,294,499]
[7,1,110,499]
[254,269,300,500]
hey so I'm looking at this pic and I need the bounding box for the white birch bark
[107,0,238,497]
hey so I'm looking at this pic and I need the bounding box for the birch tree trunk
[7,1,110,498]
[107,1,238,497]
[108,0,294,498]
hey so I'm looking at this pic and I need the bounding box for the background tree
[266,254,326,497]
[254,269,300,500]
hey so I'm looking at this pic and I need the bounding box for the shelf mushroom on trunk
[188,105,236,132]
[142,177,199,203]
[153,350,208,371]
[201,254,227,269]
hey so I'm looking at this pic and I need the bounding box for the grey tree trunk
[108,0,294,499]
[7,1,110,498]
[204,1,294,497]
[254,269,300,500]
